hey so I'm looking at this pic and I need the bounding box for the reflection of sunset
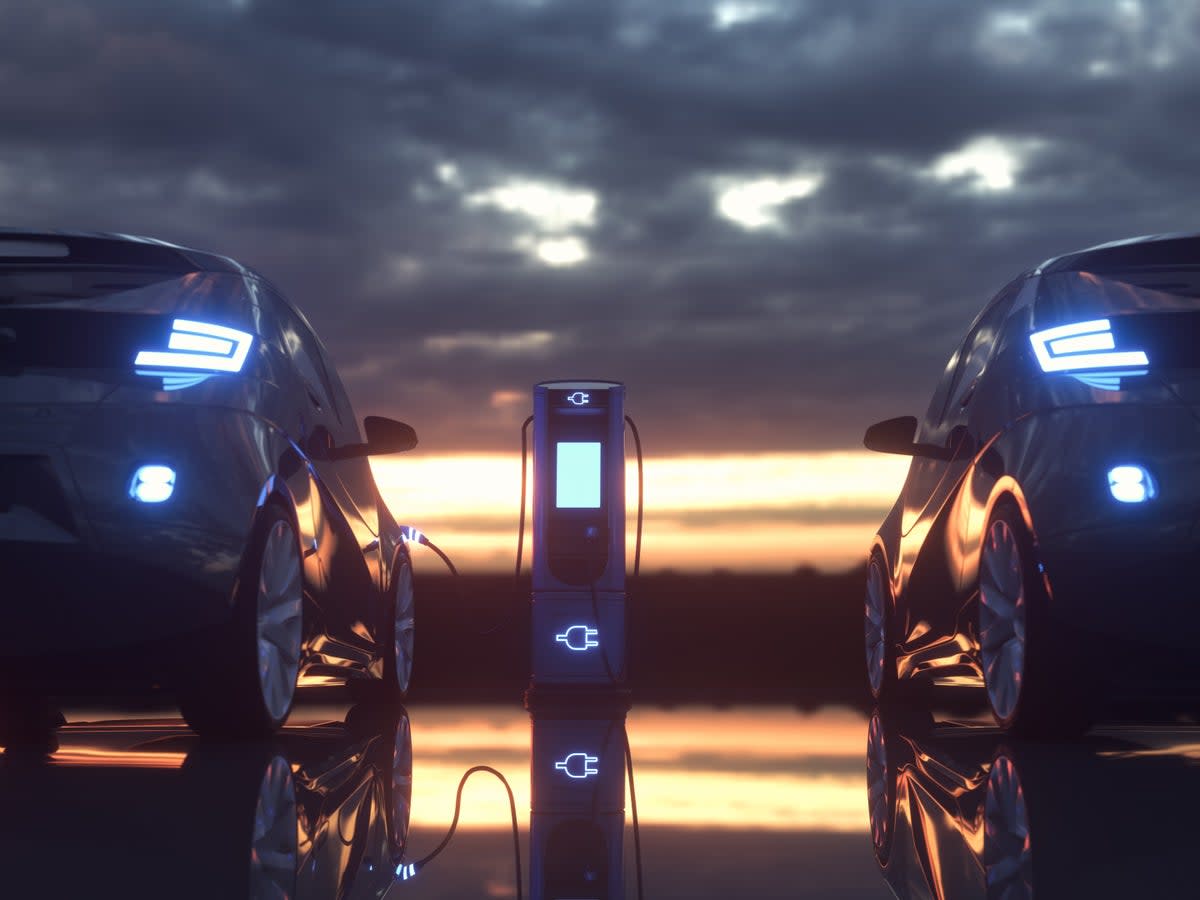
[372,452,909,571]
[407,706,870,832]
[46,747,187,768]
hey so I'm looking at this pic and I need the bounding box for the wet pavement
[0,700,1196,898]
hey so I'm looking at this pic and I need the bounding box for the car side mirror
[864,416,919,454]
[864,416,952,460]
[326,417,418,460]
[363,416,418,454]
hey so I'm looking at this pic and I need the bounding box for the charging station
[530,380,626,687]
[529,705,628,900]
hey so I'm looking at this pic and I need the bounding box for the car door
[269,290,378,665]
[900,288,1019,658]
[902,285,1020,540]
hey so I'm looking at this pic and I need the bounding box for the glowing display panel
[556,442,601,508]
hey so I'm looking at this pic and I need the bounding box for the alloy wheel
[979,519,1027,724]
[864,559,888,697]
[249,754,299,899]
[256,519,303,724]
[393,561,415,694]
[866,710,891,858]
[984,753,1033,900]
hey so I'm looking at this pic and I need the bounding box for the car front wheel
[865,553,897,702]
[386,557,415,697]
[978,501,1089,737]
[179,503,304,738]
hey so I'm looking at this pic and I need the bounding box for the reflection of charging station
[531,380,626,687]
[529,704,629,900]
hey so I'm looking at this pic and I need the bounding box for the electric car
[867,708,1200,898]
[864,232,1200,734]
[0,705,413,898]
[0,229,417,737]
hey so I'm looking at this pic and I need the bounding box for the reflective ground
[1,700,1197,898]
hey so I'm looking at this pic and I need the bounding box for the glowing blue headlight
[1107,465,1156,503]
[134,319,254,373]
[130,465,176,503]
[1029,319,1149,373]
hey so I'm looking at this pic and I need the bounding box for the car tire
[181,741,300,897]
[349,554,414,706]
[178,503,304,738]
[865,552,899,703]
[982,747,1035,900]
[866,708,896,866]
[978,501,1090,737]
[384,556,415,698]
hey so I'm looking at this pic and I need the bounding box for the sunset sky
[5,0,1198,569]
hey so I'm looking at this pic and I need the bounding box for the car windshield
[0,268,255,321]
[1035,269,1200,370]
[1036,269,1200,324]
[0,268,272,373]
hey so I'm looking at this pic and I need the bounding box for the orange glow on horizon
[407,706,871,832]
[372,450,909,572]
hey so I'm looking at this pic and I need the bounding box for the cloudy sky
[4,0,1198,568]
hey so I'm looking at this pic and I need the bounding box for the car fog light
[1107,465,1156,504]
[130,465,176,503]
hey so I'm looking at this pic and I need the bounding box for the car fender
[960,465,1038,598]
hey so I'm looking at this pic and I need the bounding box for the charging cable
[395,765,524,899]
[625,727,644,900]
[515,414,535,583]
[515,414,644,581]
[400,526,457,577]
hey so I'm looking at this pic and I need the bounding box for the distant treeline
[403,568,873,710]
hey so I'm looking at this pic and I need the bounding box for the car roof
[1035,231,1200,275]
[0,227,249,276]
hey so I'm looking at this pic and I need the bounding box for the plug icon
[566,391,590,406]
[555,624,599,652]
[555,752,599,779]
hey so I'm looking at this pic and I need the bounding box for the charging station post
[530,380,626,688]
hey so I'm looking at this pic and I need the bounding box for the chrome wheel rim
[250,754,298,900]
[984,754,1033,900]
[980,519,1027,724]
[392,713,413,854]
[393,561,414,694]
[256,519,303,724]
[866,711,891,856]
[864,560,887,697]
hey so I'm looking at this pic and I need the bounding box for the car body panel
[870,710,1200,899]
[0,229,409,694]
[869,232,1200,704]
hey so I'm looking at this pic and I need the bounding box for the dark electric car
[0,705,413,898]
[864,232,1200,734]
[867,708,1200,898]
[0,230,417,736]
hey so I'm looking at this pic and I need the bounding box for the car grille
[0,455,78,537]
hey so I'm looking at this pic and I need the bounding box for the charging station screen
[556,442,601,508]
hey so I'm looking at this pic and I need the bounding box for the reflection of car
[866,708,1200,899]
[0,230,417,736]
[863,233,1200,733]
[0,704,413,899]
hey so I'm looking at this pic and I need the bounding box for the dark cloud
[2,0,1198,452]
